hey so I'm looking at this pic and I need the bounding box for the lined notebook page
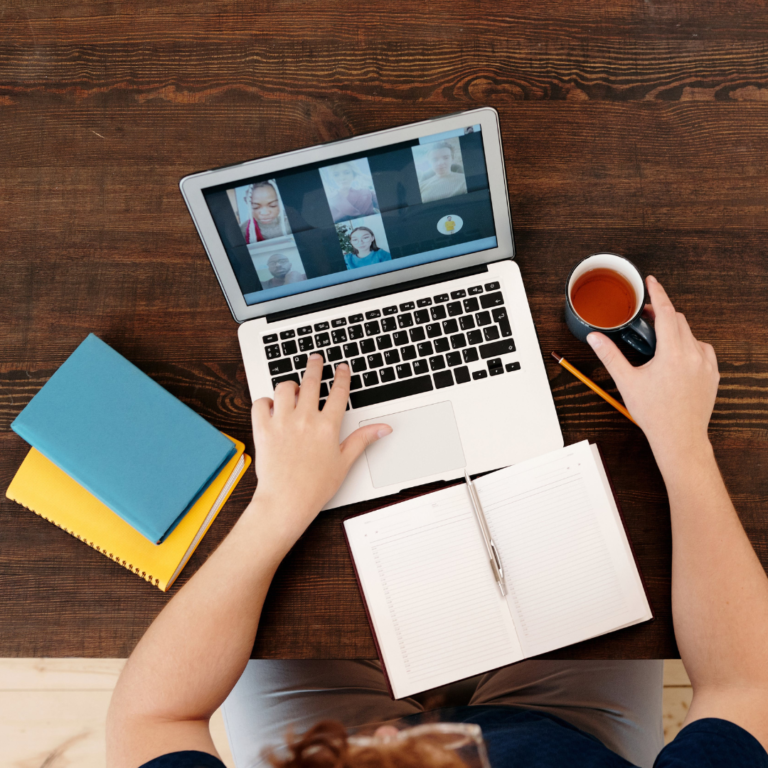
[475,441,651,658]
[345,484,523,699]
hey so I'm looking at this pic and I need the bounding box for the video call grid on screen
[202,125,497,306]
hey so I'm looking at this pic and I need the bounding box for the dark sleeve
[139,751,226,768]
[654,718,768,767]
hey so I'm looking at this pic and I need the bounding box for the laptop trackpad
[360,401,466,488]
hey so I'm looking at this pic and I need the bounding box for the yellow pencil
[551,351,637,426]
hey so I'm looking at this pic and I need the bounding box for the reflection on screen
[202,124,496,305]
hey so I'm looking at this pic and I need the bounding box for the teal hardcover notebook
[11,334,236,544]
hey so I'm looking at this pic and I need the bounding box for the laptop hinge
[266,263,490,324]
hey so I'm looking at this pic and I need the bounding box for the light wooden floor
[1,659,692,767]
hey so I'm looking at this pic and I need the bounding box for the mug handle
[621,315,656,357]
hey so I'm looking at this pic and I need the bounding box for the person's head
[349,227,379,256]
[329,163,358,191]
[265,720,476,768]
[247,182,281,225]
[427,143,454,177]
[267,253,293,278]
[447,216,452,221]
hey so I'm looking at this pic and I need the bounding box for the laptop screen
[202,124,497,306]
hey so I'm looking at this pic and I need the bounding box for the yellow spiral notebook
[6,435,250,591]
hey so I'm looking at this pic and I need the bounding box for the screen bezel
[180,107,514,323]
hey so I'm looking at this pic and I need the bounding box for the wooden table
[2,1,767,660]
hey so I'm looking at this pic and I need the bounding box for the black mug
[565,253,656,357]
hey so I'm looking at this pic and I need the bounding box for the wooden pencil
[551,351,637,426]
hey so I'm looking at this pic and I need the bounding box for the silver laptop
[180,107,563,509]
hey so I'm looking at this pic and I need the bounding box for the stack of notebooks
[344,440,653,699]
[6,334,251,591]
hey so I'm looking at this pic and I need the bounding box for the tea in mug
[570,268,636,328]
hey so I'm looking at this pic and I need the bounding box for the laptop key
[401,345,417,361]
[450,289,466,299]
[348,324,364,339]
[446,352,462,367]
[450,334,467,349]
[297,326,313,336]
[293,354,309,370]
[365,310,381,319]
[314,322,329,331]
[455,366,471,384]
[351,357,367,372]
[485,281,500,291]
[488,358,503,370]
[475,311,492,326]
[343,342,360,358]
[498,317,513,337]
[397,313,414,328]
[393,331,409,346]
[383,305,398,315]
[434,370,454,388]
[363,371,380,387]
[467,330,483,345]
[426,323,442,338]
[280,329,296,339]
[506,362,521,372]
[319,382,330,398]
[472,370,488,380]
[430,305,447,321]
[380,367,396,383]
[376,335,393,350]
[414,309,430,324]
[298,337,315,352]
[396,363,413,378]
[463,297,480,313]
[413,359,429,375]
[459,315,475,330]
[272,373,300,388]
[381,317,397,332]
[447,301,463,317]
[462,347,479,363]
[263,333,278,343]
[429,355,446,371]
[417,341,434,357]
[265,344,281,359]
[409,326,426,342]
[282,340,298,356]
[483,326,500,342]
[349,374,434,409]
[384,349,400,365]
[480,339,516,359]
[442,318,459,334]
[327,346,343,362]
[322,365,334,380]
[434,338,450,353]
[360,338,376,354]
[315,333,331,347]
[269,359,292,376]
[367,353,384,368]
[399,301,415,311]
[490,366,504,376]
[468,285,484,295]
[480,291,504,308]
[332,318,347,327]
[350,375,363,390]
[492,307,508,322]
[364,321,380,336]
[417,297,433,307]
[434,293,449,303]
[348,313,363,323]
[331,329,347,344]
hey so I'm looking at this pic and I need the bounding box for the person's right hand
[586,276,720,460]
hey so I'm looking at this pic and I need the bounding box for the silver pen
[464,470,507,597]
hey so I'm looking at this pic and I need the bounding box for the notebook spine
[9,496,162,588]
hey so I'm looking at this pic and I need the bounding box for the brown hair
[265,720,468,768]
[349,227,380,255]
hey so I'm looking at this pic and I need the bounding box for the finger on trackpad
[360,401,466,488]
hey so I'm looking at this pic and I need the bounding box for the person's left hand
[250,354,392,546]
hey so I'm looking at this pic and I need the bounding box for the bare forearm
[110,498,292,723]
[653,439,768,691]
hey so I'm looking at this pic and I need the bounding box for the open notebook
[344,440,652,699]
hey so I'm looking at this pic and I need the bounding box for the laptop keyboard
[262,281,521,410]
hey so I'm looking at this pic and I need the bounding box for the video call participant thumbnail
[414,138,468,204]
[239,181,293,244]
[320,160,380,224]
[261,252,306,289]
[343,226,392,270]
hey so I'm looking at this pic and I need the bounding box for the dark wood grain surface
[2,1,767,659]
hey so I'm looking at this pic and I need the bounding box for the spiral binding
[11,497,161,587]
